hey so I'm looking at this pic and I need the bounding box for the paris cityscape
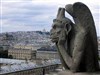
[0,0,100,75]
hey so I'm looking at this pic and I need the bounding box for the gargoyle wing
[66,2,97,39]
[65,2,99,71]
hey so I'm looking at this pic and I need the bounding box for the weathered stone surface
[50,2,100,73]
[58,70,100,75]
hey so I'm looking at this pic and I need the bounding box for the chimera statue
[50,2,99,72]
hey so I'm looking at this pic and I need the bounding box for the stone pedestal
[58,70,100,75]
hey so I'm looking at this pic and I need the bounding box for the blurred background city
[0,0,100,75]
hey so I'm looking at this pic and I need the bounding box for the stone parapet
[58,70,100,75]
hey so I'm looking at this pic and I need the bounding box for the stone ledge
[58,70,100,75]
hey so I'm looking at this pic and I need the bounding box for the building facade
[8,48,36,60]
[37,51,59,60]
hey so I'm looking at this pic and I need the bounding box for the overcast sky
[0,0,100,36]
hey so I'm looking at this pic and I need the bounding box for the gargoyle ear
[65,23,72,35]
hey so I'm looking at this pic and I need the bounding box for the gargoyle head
[50,8,72,43]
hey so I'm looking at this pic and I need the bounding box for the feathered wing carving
[65,2,99,72]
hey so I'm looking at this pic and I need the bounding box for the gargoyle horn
[56,8,66,20]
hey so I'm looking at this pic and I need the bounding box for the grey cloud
[1,1,100,36]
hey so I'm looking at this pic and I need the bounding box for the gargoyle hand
[57,29,67,46]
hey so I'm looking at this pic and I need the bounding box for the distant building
[13,44,40,50]
[37,51,59,60]
[37,46,59,60]
[8,48,37,60]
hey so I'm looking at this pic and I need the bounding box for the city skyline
[1,0,100,36]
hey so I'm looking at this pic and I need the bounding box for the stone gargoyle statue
[50,2,99,72]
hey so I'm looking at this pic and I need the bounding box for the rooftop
[0,58,61,74]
